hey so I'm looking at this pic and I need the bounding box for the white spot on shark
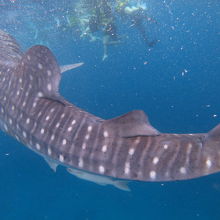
[33,102,37,108]
[124,162,130,175]
[51,134,55,141]
[37,92,43,97]
[149,171,156,179]
[206,158,212,168]
[47,70,52,76]
[47,83,52,91]
[163,144,169,149]
[40,128,45,134]
[38,63,43,69]
[82,143,86,150]
[59,154,64,162]
[134,138,140,145]
[62,139,67,145]
[102,145,107,153]
[48,148,52,156]
[26,118,30,124]
[153,157,159,165]
[78,158,84,168]
[45,116,50,121]
[36,143,41,150]
[103,131,109,138]
[180,167,186,174]
[128,148,135,156]
[87,126,92,132]
[99,165,105,174]
[22,131,27,138]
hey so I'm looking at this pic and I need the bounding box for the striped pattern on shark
[0,30,220,190]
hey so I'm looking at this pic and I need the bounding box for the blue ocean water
[0,0,220,219]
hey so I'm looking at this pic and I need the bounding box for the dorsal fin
[15,45,61,98]
[208,124,220,141]
[103,110,160,138]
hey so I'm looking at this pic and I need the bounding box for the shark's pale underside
[0,30,220,191]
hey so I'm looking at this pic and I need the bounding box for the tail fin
[0,29,23,68]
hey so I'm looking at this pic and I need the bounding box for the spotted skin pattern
[0,30,220,184]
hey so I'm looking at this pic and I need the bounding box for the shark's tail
[0,30,23,68]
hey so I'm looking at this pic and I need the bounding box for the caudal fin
[0,29,23,68]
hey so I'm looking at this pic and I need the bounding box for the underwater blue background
[0,0,220,219]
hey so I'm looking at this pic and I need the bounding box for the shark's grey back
[0,30,220,185]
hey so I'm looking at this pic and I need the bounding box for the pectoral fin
[44,157,59,172]
[67,168,130,191]
[60,62,83,73]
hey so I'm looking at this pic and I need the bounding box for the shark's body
[0,30,220,190]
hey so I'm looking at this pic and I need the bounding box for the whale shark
[0,29,220,191]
